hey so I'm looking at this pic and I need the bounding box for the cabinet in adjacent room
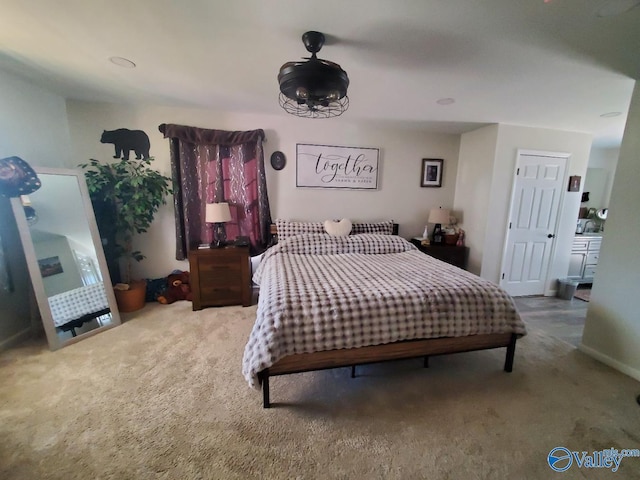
[567,236,602,283]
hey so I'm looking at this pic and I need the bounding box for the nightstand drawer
[198,261,241,277]
[200,285,243,304]
[199,271,240,287]
[198,255,242,269]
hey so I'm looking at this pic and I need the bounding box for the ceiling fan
[277,31,350,119]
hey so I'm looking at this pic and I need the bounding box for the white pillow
[324,218,352,237]
[275,219,324,240]
[250,253,265,285]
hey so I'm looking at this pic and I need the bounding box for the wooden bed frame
[257,222,519,408]
[258,333,517,408]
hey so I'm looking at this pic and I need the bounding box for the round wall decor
[270,151,286,170]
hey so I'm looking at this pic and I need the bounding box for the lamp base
[432,223,445,245]
[212,222,227,248]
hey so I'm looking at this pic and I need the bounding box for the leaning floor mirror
[10,167,121,350]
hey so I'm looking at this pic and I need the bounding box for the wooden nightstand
[189,246,251,310]
[409,239,469,270]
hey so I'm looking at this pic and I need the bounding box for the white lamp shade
[428,207,451,225]
[205,202,232,223]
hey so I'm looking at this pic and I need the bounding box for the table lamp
[206,202,232,248]
[428,207,450,245]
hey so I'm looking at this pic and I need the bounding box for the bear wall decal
[100,128,150,160]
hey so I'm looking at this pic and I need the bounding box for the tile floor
[514,289,589,347]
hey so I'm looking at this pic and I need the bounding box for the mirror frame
[10,167,121,350]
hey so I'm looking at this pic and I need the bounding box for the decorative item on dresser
[409,239,470,270]
[189,246,251,310]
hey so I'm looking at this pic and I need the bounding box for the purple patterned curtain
[158,124,272,260]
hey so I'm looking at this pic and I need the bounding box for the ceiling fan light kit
[278,31,349,118]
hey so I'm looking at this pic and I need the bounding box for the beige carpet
[1,302,639,479]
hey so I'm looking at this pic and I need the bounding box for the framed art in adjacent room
[421,158,443,187]
[568,175,581,192]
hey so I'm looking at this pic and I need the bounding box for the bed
[48,282,111,336]
[242,221,526,408]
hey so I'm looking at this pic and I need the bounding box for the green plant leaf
[79,156,172,282]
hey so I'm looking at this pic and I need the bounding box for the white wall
[481,125,593,292]
[456,123,593,289]
[588,146,620,169]
[580,83,640,381]
[0,70,72,168]
[586,146,619,209]
[33,233,84,297]
[454,125,499,275]
[0,69,71,349]
[582,168,609,211]
[66,101,461,280]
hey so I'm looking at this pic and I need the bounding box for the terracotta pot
[114,279,147,313]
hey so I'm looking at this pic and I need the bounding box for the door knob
[547,234,556,238]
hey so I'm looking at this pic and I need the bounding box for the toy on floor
[157,270,192,304]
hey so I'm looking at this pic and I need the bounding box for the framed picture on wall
[296,143,379,190]
[568,175,581,192]
[421,158,443,187]
[38,256,63,278]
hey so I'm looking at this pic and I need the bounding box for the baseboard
[0,328,33,352]
[578,343,640,383]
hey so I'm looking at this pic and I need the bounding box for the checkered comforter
[242,234,526,389]
[48,282,110,327]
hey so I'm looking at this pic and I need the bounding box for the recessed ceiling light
[600,112,622,117]
[109,56,136,68]
[436,98,455,105]
[596,0,640,17]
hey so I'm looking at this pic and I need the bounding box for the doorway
[500,150,569,296]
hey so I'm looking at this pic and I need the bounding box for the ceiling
[1,0,639,148]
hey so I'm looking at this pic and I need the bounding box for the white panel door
[500,152,568,296]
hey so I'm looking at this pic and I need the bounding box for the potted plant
[79,157,172,312]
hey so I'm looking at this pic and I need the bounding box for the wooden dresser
[409,239,469,270]
[189,246,251,310]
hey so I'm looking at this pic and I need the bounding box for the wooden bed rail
[258,333,518,408]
